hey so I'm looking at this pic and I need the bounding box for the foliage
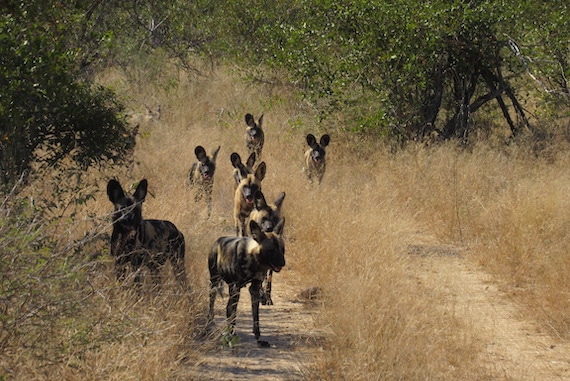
[0,188,98,369]
[2,0,567,166]
[0,5,134,192]
[211,0,569,143]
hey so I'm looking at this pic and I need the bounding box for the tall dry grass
[2,63,570,379]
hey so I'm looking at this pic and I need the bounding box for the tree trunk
[442,70,478,144]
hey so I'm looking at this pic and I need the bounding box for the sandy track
[185,245,570,380]
[183,270,325,380]
[411,245,570,380]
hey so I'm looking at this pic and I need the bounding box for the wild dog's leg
[194,190,202,203]
[114,252,129,282]
[317,166,326,185]
[171,240,188,289]
[133,268,143,287]
[261,269,273,306]
[235,213,247,237]
[234,218,240,236]
[226,283,241,334]
[207,248,221,326]
[148,262,162,289]
[172,256,188,289]
[131,251,145,288]
[250,278,269,347]
[205,184,213,218]
[111,233,129,282]
[208,275,221,325]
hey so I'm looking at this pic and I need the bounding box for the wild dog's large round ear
[249,220,263,241]
[211,146,221,161]
[255,162,267,181]
[195,146,207,161]
[274,217,285,235]
[133,179,148,202]
[306,134,317,147]
[320,134,330,147]
[245,113,255,127]
[107,179,125,203]
[274,192,286,209]
[253,190,267,210]
[230,152,242,168]
[246,152,256,168]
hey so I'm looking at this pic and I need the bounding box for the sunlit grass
[2,64,569,379]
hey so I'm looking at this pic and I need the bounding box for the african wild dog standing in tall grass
[247,190,286,306]
[230,151,256,189]
[304,133,331,185]
[244,113,264,158]
[207,218,285,347]
[187,145,221,217]
[107,179,187,289]
[234,161,267,236]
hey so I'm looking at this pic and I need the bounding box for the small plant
[220,327,240,348]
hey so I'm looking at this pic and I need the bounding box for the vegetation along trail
[2,2,570,379]
[408,245,570,380]
[183,244,570,380]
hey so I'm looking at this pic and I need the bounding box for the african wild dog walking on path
[244,113,264,158]
[234,161,267,236]
[247,190,286,306]
[107,179,187,289]
[187,145,221,217]
[230,151,256,189]
[207,218,286,347]
[304,133,330,185]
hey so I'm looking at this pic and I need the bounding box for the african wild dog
[187,145,221,217]
[247,190,286,306]
[207,218,286,347]
[107,179,187,289]
[304,133,331,185]
[234,161,267,236]
[230,151,256,188]
[244,113,264,158]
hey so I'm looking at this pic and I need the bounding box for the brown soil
[183,246,570,380]
[183,270,326,380]
[411,245,570,380]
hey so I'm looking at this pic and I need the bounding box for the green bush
[0,8,134,192]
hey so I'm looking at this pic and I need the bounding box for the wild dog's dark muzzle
[311,149,324,163]
[269,256,285,273]
[260,220,274,232]
[200,165,213,180]
[248,129,260,142]
[242,184,259,204]
[115,203,139,231]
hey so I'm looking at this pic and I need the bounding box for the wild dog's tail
[214,277,225,297]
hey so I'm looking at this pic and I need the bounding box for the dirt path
[411,245,570,380]
[184,246,570,380]
[183,271,325,380]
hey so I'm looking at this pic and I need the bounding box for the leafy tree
[213,0,569,144]
[0,4,134,191]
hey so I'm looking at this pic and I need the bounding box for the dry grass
[2,64,570,380]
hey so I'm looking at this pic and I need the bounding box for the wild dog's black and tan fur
[244,113,264,158]
[230,151,256,188]
[234,161,267,237]
[247,190,286,306]
[107,179,187,288]
[187,145,221,217]
[304,133,331,185]
[207,218,285,347]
